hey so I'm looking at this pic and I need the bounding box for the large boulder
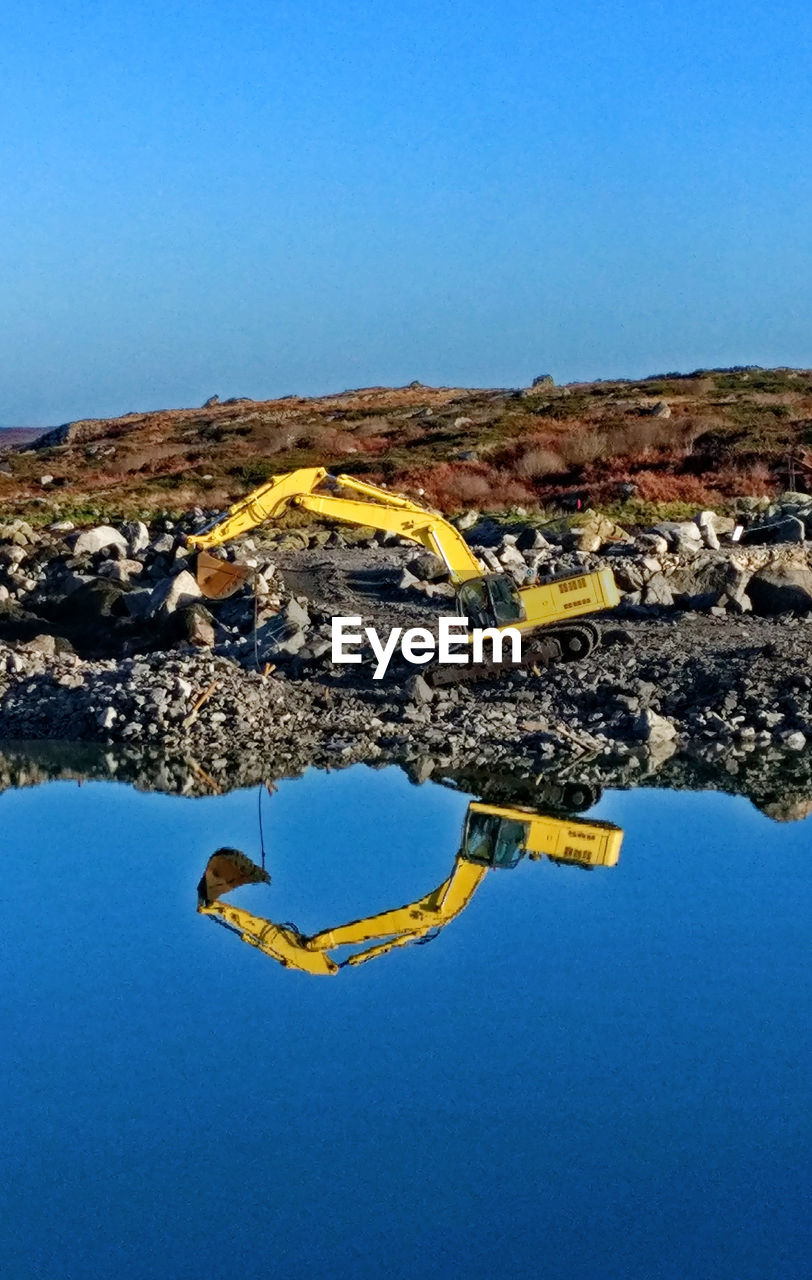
[72,525,128,557]
[147,569,203,618]
[654,521,703,556]
[742,515,805,546]
[747,566,812,615]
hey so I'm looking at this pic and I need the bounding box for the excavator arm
[188,467,484,582]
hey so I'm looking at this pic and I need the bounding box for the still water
[1,765,809,1280]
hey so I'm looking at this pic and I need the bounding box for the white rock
[73,525,128,557]
[147,569,203,617]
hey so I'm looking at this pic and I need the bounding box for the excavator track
[425,622,600,688]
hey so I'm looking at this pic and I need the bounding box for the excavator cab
[456,573,526,630]
[461,809,528,869]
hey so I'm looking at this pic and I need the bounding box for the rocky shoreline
[2,503,812,817]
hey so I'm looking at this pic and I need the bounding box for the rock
[123,589,153,619]
[633,709,677,743]
[531,374,554,387]
[742,515,805,545]
[20,634,57,657]
[0,585,8,601]
[694,511,721,550]
[122,520,150,555]
[454,509,479,530]
[148,569,203,618]
[779,730,806,751]
[97,706,118,730]
[514,526,551,552]
[747,566,812,615]
[64,579,130,622]
[284,597,310,629]
[725,565,752,608]
[150,533,176,555]
[499,543,527,570]
[406,674,434,704]
[202,395,220,407]
[637,533,669,556]
[73,525,129,557]
[175,603,216,647]
[39,474,54,487]
[398,568,421,591]
[568,510,632,553]
[654,521,703,556]
[407,552,447,582]
[97,558,144,584]
[642,574,674,608]
[49,521,75,534]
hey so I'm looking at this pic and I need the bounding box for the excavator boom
[188,467,484,582]
[187,466,620,664]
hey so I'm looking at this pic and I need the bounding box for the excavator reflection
[197,799,623,976]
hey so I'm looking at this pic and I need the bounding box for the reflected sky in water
[1,767,810,1280]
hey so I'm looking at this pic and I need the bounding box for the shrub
[515,446,566,479]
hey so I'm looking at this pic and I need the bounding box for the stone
[778,730,806,751]
[65,579,130,622]
[747,566,812,615]
[649,400,671,418]
[147,569,203,618]
[39,474,54,486]
[97,706,118,730]
[122,520,150,555]
[642,574,674,607]
[407,552,447,582]
[694,511,721,550]
[637,533,669,556]
[150,533,176,555]
[73,525,129,557]
[398,568,420,591]
[49,521,75,533]
[97,558,144,584]
[499,543,527,570]
[655,521,703,556]
[633,709,677,743]
[454,509,479,530]
[742,515,805,545]
[20,634,57,657]
[123,589,153,619]
[202,394,220,407]
[175,602,216,647]
[406,674,434,704]
[284,597,310,629]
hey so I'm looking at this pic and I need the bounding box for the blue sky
[2,0,811,425]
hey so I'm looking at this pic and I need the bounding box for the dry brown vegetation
[1,368,811,523]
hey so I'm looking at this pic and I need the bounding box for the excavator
[197,798,623,976]
[187,467,620,667]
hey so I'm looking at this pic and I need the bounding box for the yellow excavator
[197,799,623,976]
[187,467,620,665]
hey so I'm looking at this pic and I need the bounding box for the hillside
[1,367,811,524]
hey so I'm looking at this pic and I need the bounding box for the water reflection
[197,799,623,974]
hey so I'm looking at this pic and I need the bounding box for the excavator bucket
[195,551,251,600]
[197,848,270,907]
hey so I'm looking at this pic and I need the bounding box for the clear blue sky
[2,0,811,425]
